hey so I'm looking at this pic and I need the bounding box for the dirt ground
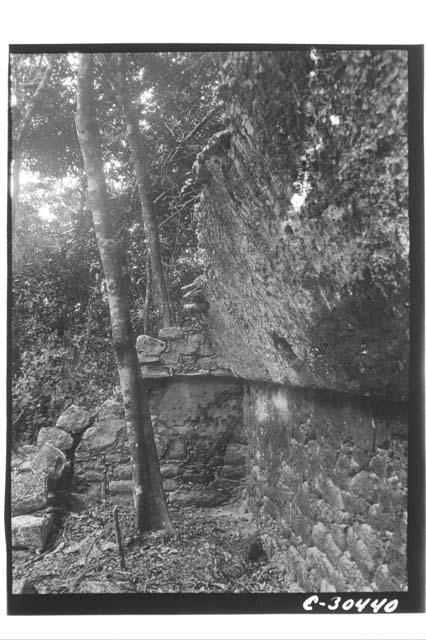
[12,496,302,594]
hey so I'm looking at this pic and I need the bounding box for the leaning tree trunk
[75,53,173,533]
[115,53,172,328]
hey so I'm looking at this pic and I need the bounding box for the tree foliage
[11,51,223,440]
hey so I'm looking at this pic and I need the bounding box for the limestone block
[163,478,178,492]
[136,334,166,357]
[160,463,180,478]
[373,564,401,591]
[211,368,235,376]
[336,551,369,590]
[169,486,227,507]
[320,579,336,592]
[37,427,74,452]
[158,326,185,340]
[175,333,203,355]
[330,523,347,552]
[139,353,161,363]
[75,414,127,461]
[109,480,132,495]
[29,443,67,483]
[141,364,170,378]
[56,404,91,434]
[113,464,132,480]
[98,399,124,419]
[311,522,328,549]
[348,471,378,503]
[12,513,54,550]
[323,533,342,565]
[168,437,187,460]
[11,470,48,516]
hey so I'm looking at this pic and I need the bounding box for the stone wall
[13,322,408,594]
[136,323,234,378]
[72,379,245,507]
[71,326,246,507]
[244,383,408,591]
[194,51,409,399]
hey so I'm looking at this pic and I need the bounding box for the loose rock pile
[11,327,248,553]
[11,405,92,551]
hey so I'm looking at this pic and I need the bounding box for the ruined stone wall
[194,51,409,399]
[71,327,246,507]
[244,383,407,591]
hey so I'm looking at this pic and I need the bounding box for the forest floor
[12,497,302,594]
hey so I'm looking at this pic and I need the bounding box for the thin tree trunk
[115,53,172,329]
[75,53,173,533]
[143,251,151,335]
[77,293,94,367]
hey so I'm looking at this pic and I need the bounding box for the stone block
[306,546,336,585]
[320,579,336,592]
[163,478,178,492]
[373,564,401,591]
[341,490,369,516]
[368,452,388,478]
[12,513,54,551]
[37,427,74,452]
[169,486,227,507]
[160,463,180,478]
[158,326,185,340]
[357,523,385,562]
[11,470,48,516]
[113,464,132,480]
[56,405,91,434]
[211,368,235,376]
[139,354,161,363]
[323,533,342,565]
[320,477,345,510]
[109,480,132,495]
[98,399,124,419]
[141,364,170,378]
[336,551,369,590]
[311,522,328,549]
[348,471,378,503]
[29,443,67,482]
[175,333,203,355]
[75,416,127,461]
[168,437,187,460]
[136,334,166,356]
[330,523,347,552]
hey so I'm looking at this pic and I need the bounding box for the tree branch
[163,106,220,167]
[15,56,54,150]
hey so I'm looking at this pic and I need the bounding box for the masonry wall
[72,378,245,507]
[244,383,408,592]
